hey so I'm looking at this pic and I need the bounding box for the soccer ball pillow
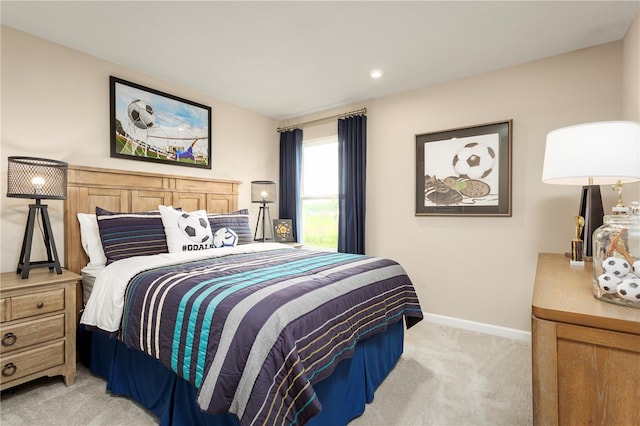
[213,227,238,248]
[159,205,214,253]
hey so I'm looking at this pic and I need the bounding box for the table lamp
[542,121,640,260]
[251,180,276,242]
[7,156,68,278]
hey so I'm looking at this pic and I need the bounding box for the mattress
[80,264,104,305]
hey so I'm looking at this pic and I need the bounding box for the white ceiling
[2,1,639,120]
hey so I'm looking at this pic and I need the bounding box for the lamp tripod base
[254,204,273,242]
[17,201,62,279]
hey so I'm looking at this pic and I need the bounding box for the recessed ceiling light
[370,69,384,79]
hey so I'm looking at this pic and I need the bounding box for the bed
[64,166,423,426]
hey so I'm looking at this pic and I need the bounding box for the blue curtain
[279,129,303,241]
[338,115,367,254]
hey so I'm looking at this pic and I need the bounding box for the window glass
[301,137,338,250]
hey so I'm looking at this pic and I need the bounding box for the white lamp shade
[542,121,640,185]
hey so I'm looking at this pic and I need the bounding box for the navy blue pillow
[96,207,169,264]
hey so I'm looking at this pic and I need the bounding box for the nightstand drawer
[10,289,65,320]
[0,340,64,385]
[0,314,65,354]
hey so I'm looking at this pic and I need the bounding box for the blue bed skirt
[78,319,404,426]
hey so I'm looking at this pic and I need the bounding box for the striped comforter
[91,245,423,425]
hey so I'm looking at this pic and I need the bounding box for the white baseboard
[423,312,531,342]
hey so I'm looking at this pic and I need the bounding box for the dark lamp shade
[7,156,68,200]
[251,180,276,203]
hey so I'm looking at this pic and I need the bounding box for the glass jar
[592,202,640,308]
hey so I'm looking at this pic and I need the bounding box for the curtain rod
[276,107,367,133]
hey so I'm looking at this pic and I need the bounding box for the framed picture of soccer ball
[110,76,212,169]
[415,120,512,216]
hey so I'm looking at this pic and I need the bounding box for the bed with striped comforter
[81,244,423,426]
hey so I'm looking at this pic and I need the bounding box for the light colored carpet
[350,322,532,426]
[0,321,532,426]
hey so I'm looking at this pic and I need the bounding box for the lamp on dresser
[542,121,640,260]
[6,156,68,278]
[251,180,276,242]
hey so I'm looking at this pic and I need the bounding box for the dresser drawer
[0,314,65,354]
[10,289,65,320]
[0,298,6,322]
[0,340,64,385]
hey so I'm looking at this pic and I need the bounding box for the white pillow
[77,213,107,266]
[158,205,214,253]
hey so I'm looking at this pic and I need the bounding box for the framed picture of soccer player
[415,120,512,217]
[110,76,212,169]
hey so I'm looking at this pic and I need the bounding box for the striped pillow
[207,209,252,245]
[96,207,169,264]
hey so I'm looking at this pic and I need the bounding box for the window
[300,137,338,250]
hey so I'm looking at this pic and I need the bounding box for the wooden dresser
[532,253,640,425]
[0,269,80,391]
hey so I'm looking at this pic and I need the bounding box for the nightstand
[0,268,80,391]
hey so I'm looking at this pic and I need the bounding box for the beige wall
[623,11,640,121]
[0,26,280,272]
[283,41,637,332]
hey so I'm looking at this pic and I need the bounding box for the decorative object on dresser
[415,120,512,217]
[6,156,68,278]
[591,202,640,308]
[0,269,80,391]
[110,76,212,169]
[251,180,276,241]
[541,121,640,260]
[531,253,640,426]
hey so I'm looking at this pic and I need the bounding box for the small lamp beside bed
[6,156,68,278]
[251,180,276,242]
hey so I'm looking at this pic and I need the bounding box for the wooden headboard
[63,165,240,277]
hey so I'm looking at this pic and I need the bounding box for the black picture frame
[273,219,294,242]
[415,120,512,216]
[110,76,212,169]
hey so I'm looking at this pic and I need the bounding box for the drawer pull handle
[36,302,44,309]
[2,363,16,377]
[1,332,17,346]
